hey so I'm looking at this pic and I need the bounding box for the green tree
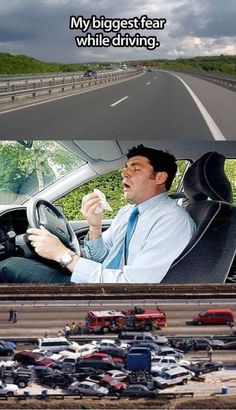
[0,141,80,196]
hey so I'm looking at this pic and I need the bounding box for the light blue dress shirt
[70,192,196,283]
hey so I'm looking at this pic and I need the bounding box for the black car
[190,338,225,351]
[76,358,123,372]
[129,341,160,353]
[98,346,127,359]
[119,384,158,398]
[187,361,223,376]
[73,367,101,381]
[84,69,97,78]
[0,344,14,356]
[40,370,73,389]
[223,340,236,349]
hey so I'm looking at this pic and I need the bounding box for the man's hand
[27,226,68,262]
[81,192,103,240]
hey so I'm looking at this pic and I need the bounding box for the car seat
[161,151,236,283]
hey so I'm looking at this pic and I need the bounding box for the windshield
[0,141,85,205]
[199,311,207,317]
[35,356,46,362]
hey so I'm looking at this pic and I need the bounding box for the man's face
[122,155,167,204]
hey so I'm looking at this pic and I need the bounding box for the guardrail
[0,73,82,92]
[0,283,235,301]
[162,69,236,91]
[0,71,84,81]
[0,69,142,104]
[2,333,236,346]
[0,391,194,401]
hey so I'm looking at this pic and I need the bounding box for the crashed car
[68,380,109,396]
[119,384,158,398]
[186,361,223,376]
[40,369,73,389]
[153,366,193,389]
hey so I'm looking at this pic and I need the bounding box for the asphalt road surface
[0,70,235,139]
[1,299,236,338]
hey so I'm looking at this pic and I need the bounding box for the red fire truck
[85,306,166,334]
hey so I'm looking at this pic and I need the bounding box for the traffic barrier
[0,69,142,105]
[160,69,236,92]
[0,283,236,301]
[1,391,194,401]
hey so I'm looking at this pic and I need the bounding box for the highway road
[1,298,236,338]
[0,70,235,139]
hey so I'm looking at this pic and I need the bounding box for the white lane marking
[146,82,151,85]
[0,75,138,115]
[110,96,128,107]
[169,72,225,141]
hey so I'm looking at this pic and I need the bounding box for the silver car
[68,380,109,396]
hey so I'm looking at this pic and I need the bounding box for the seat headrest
[183,151,233,203]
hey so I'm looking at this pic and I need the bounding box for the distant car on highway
[84,70,97,78]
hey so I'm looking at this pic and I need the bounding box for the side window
[225,159,236,206]
[169,160,190,194]
[56,161,190,221]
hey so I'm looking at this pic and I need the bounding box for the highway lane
[0,71,235,139]
[1,300,236,338]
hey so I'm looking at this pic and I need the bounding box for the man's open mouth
[123,182,131,190]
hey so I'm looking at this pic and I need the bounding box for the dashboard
[0,208,28,258]
[0,206,110,261]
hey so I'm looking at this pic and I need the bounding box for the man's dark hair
[127,144,177,191]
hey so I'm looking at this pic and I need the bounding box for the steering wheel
[26,198,80,253]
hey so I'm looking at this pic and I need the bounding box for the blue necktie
[106,206,139,269]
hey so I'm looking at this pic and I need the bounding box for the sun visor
[59,140,123,162]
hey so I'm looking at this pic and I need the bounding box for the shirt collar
[136,192,168,215]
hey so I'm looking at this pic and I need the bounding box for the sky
[0,0,236,63]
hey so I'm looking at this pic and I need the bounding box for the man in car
[0,144,195,283]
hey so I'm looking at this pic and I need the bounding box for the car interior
[0,140,235,284]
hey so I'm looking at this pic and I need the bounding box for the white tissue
[94,189,112,214]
